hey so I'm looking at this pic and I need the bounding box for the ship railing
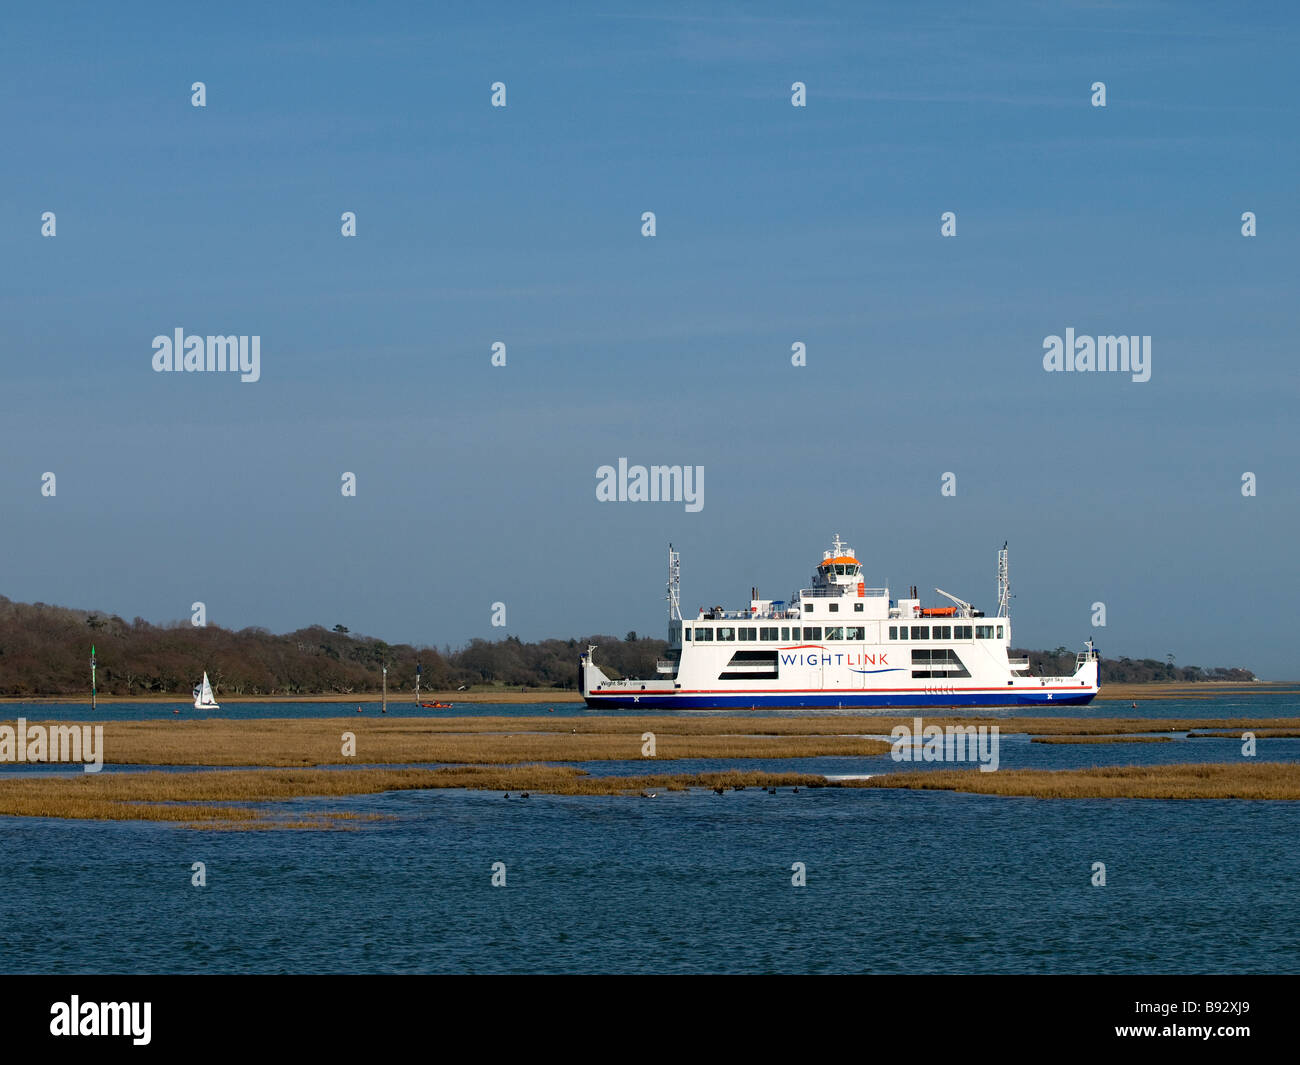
[798,586,887,598]
[698,609,800,620]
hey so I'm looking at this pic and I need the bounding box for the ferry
[580,536,1100,709]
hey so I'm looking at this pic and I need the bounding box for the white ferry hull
[581,656,1100,710]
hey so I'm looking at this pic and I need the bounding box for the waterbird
[792,787,800,794]
[713,786,724,796]
[768,787,776,795]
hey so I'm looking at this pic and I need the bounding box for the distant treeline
[0,595,1256,696]
[1019,647,1255,685]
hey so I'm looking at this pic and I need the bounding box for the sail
[194,671,219,709]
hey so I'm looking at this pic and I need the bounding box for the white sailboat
[193,671,220,710]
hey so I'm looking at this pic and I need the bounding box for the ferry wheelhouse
[580,536,1100,709]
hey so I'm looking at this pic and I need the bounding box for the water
[1,693,1297,973]
[5,690,1298,722]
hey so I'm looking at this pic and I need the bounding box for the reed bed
[852,762,1300,799]
[1186,730,1300,739]
[0,765,825,826]
[16,720,890,766]
[13,716,1297,767]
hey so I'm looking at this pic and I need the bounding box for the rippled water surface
[1,693,1297,973]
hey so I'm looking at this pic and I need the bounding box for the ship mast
[997,542,1011,618]
[666,543,682,622]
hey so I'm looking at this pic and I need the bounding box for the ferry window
[825,627,844,640]
[804,603,813,613]
[854,603,863,612]
[684,627,691,641]
[718,627,735,641]
[911,626,928,640]
[739,628,751,641]
[997,625,1004,639]
[933,625,951,640]
[804,626,822,640]
[888,626,897,639]
[956,625,972,640]
[846,626,863,640]
[780,627,790,640]
[760,627,777,640]
[790,627,800,640]
[696,628,713,641]
[828,602,839,612]
[976,625,994,639]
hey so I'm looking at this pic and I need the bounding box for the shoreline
[0,680,1292,705]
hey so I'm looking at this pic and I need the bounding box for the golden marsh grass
[20,719,891,766]
[852,762,1300,799]
[15,715,1295,767]
[0,765,826,827]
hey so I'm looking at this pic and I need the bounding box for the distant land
[0,595,1257,697]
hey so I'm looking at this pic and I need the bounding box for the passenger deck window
[910,626,929,640]
[804,626,822,640]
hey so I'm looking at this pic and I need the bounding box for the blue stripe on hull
[584,691,1099,710]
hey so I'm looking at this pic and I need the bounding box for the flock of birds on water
[501,786,800,800]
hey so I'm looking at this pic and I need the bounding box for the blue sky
[2,2,1296,677]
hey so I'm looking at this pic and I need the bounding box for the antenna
[997,541,1010,618]
[667,543,682,621]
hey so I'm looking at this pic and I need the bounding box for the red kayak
[420,702,454,709]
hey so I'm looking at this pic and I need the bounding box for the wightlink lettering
[1042,328,1150,382]
[50,996,151,1045]
[0,719,104,773]
[151,327,261,382]
[779,651,889,668]
[595,458,703,513]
